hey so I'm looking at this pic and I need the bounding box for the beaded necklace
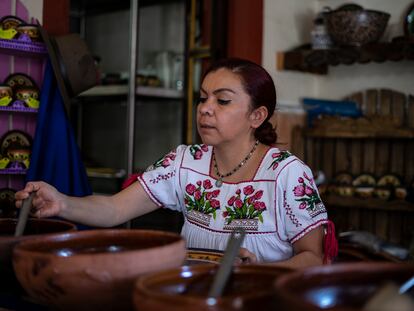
[212,140,259,187]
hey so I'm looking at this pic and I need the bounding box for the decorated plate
[0,130,32,156]
[185,248,223,265]
[352,174,376,187]
[4,73,38,93]
[334,172,353,185]
[0,15,25,30]
[0,188,17,218]
[377,174,401,187]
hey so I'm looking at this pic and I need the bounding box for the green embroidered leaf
[258,214,263,223]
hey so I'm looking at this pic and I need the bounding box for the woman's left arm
[264,226,324,269]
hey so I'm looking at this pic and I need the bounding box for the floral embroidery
[283,191,301,228]
[185,179,221,220]
[149,172,175,184]
[268,151,291,170]
[189,144,209,160]
[293,172,326,217]
[146,150,176,171]
[223,185,266,225]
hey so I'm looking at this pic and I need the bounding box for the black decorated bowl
[325,9,390,46]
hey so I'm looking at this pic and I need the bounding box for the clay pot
[274,262,414,311]
[133,264,290,311]
[0,218,76,288]
[13,229,186,311]
[16,24,40,41]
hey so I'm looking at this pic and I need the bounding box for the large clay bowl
[274,262,414,311]
[133,264,290,311]
[0,218,76,287]
[325,8,390,46]
[13,229,186,311]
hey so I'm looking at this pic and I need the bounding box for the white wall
[263,0,414,107]
[21,0,43,21]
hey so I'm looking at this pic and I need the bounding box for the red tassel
[323,220,338,264]
[122,173,142,190]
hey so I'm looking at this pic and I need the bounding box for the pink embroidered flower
[268,150,291,170]
[253,201,262,210]
[203,179,213,189]
[224,187,267,225]
[234,199,243,208]
[161,158,171,167]
[194,190,202,200]
[210,199,220,209]
[205,192,213,200]
[243,185,254,195]
[293,185,306,197]
[194,150,202,160]
[168,153,176,161]
[254,190,263,200]
[212,190,220,197]
[305,186,314,196]
[222,211,229,217]
[298,177,304,183]
[185,178,222,220]
[299,202,307,209]
[190,144,208,160]
[186,184,196,195]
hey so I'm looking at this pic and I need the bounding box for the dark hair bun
[254,121,277,145]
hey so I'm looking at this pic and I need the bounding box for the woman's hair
[203,58,277,145]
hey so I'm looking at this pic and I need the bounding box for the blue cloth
[26,60,92,200]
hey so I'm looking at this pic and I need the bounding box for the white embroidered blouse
[138,144,328,262]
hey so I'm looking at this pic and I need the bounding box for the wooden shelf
[277,39,414,74]
[306,127,414,139]
[79,85,184,99]
[323,194,414,213]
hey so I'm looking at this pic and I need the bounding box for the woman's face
[197,68,255,146]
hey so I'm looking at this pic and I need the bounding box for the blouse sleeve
[137,145,186,212]
[278,159,328,244]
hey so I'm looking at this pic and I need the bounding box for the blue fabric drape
[26,60,92,197]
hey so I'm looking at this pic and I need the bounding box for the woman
[15,58,335,268]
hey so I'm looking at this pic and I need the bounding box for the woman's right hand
[15,181,67,218]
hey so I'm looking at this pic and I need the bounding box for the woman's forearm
[264,251,323,269]
[59,194,122,227]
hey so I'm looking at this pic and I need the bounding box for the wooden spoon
[14,192,35,237]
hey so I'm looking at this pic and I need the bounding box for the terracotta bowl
[133,264,290,311]
[0,218,76,287]
[274,262,414,311]
[325,9,390,46]
[13,229,186,311]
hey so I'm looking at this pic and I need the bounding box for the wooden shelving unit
[323,194,414,213]
[306,127,414,139]
[277,39,414,74]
